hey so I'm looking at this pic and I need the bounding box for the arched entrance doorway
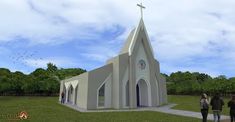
[67,85,73,103]
[136,79,148,107]
[62,85,66,103]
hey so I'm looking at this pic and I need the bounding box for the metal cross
[137,2,146,18]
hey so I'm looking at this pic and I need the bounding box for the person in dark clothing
[61,92,65,104]
[228,95,235,122]
[210,93,224,122]
[200,93,210,122]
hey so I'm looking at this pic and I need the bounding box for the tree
[10,71,25,95]
[192,72,212,84]
[47,63,58,73]
[1,65,235,96]
[229,78,235,93]
[0,65,86,96]
[166,71,233,95]
[56,68,86,80]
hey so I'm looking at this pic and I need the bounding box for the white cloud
[1,0,235,76]
[79,42,118,63]
[0,0,138,45]
[23,57,77,68]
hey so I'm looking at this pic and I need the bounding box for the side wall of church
[87,64,113,109]
[108,56,120,109]
[155,60,167,105]
[160,75,167,104]
[107,53,129,109]
[60,73,89,109]
[121,65,129,108]
[76,73,89,109]
[118,53,129,108]
[155,60,162,105]
[59,80,64,102]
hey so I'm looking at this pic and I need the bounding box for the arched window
[98,83,105,107]
[68,86,73,103]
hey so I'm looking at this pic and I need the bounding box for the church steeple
[120,2,154,56]
[137,2,146,19]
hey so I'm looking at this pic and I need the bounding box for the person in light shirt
[200,93,210,122]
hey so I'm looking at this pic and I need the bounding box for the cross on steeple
[137,2,146,18]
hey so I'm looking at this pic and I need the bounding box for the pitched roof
[120,28,136,54]
[120,18,154,56]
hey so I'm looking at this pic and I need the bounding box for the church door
[136,79,148,107]
[136,84,140,107]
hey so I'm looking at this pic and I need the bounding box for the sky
[0,0,235,78]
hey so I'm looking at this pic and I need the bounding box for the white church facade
[59,18,167,110]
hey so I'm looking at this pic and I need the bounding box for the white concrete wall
[159,75,167,104]
[135,41,150,83]
[59,80,64,102]
[110,57,120,109]
[64,73,89,109]
[75,85,79,105]
[87,64,113,109]
[135,41,152,106]
[104,74,112,108]
[96,73,112,108]
[68,85,73,103]
[77,73,88,109]
[122,67,129,107]
[154,75,160,106]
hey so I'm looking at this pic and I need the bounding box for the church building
[59,12,167,110]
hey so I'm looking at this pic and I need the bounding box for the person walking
[210,93,224,122]
[200,93,210,122]
[228,95,235,122]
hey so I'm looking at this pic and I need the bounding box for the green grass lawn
[168,95,230,115]
[0,96,203,122]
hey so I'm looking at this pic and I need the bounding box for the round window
[138,59,146,70]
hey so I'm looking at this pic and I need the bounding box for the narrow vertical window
[98,83,105,107]
[126,81,129,106]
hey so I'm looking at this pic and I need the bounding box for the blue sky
[0,0,235,78]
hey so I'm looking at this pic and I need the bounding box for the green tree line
[1,64,234,96]
[0,63,86,96]
[164,71,235,96]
